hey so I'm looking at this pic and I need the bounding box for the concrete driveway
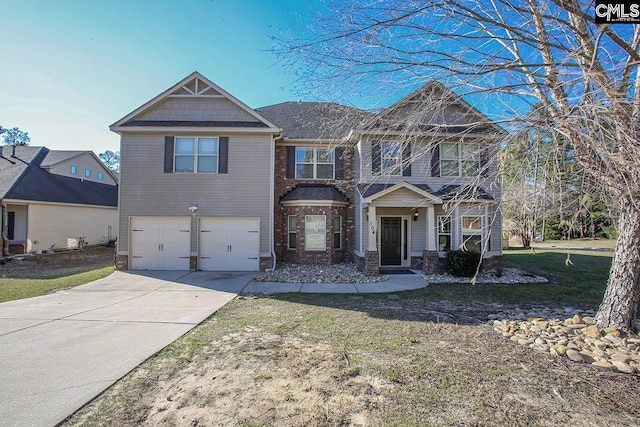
[0,270,254,427]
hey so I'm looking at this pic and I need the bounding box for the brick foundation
[190,256,197,271]
[422,250,443,274]
[365,250,379,276]
[115,255,128,270]
[260,256,274,271]
[7,243,26,255]
[411,256,423,270]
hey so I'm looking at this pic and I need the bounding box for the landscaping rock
[490,307,640,376]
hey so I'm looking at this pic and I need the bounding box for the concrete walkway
[243,271,428,294]
[0,270,255,427]
[0,270,427,427]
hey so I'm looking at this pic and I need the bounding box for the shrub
[445,250,482,277]
[601,226,619,240]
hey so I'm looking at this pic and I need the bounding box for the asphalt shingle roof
[357,183,494,201]
[257,102,373,140]
[281,184,349,203]
[0,146,117,207]
[40,150,87,167]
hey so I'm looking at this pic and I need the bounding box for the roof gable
[359,181,443,204]
[363,81,505,136]
[110,72,279,131]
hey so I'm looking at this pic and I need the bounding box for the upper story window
[98,172,104,180]
[381,141,402,175]
[175,137,219,173]
[296,147,334,179]
[85,169,91,177]
[70,165,77,174]
[440,142,479,176]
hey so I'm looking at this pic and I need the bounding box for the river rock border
[491,310,640,374]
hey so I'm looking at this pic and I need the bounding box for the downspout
[1,201,7,257]
[265,131,282,272]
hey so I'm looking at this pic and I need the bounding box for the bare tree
[98,150,120,173]
[275,1,640,332]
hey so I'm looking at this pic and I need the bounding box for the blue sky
[0,0,322,153]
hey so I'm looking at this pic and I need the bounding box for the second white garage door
[199,217,260,271]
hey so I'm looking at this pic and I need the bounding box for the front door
[380,217,402,265]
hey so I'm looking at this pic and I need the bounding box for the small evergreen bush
[445,250,482,277]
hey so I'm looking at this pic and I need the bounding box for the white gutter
[265,130,282,271]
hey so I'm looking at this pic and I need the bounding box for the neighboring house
[0,146,119,254]
[112,72,503,275]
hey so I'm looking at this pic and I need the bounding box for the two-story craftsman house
[112,72,503,275]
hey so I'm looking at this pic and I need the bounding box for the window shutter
[286,146,295,178]
[218,136,229,174]
[402,143,412,177]
[164,136,174,173]
[334,147,344,179]
[430,143,440,177]
[371,141,381,173]
[480,146,490,178]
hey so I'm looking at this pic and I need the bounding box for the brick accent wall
[190,256,197,271]
[365,250,379,276]
[115,255,128,270]
[274,145,355,264]
[260,256,274,271]
[422,250,443,274]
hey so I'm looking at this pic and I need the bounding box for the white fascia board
[353,129,498,139]
[363,182,443,204]
[2,199,118,209]
[281,200,349,207]
[278,138,347,145]
[111,72,280,130]
[110,126,281,134]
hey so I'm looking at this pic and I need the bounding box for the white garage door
[130,217,191,270]
[199,217,260,271]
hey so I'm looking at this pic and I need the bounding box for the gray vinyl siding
[410,208,426,254]
[118,133,272,254]
[135,98,259,122]
[46,154,117,185]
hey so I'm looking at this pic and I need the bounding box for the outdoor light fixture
[188,205,199,215]
[412,209,419,221]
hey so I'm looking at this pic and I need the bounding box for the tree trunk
[595,199,640,333]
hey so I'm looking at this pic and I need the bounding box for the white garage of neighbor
[130,217,191,270]
[199,217,260,271]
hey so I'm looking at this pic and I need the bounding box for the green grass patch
[0,266,114,303]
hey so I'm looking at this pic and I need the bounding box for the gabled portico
[359,182,443,275]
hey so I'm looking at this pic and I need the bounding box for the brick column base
[115,255,128,270]
[260,256,274,271]
[190,256,197,271]
[365,250,379,276]
[422,250,442,274]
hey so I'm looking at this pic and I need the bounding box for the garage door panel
[199,218,260,271]
[130,217,191,270]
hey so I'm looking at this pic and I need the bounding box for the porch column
[365,205,379,276]
[367,205,377,251]
[423,205,441,274]
[426,206,436,251]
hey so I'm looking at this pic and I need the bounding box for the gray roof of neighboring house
[357,183,494,201]
[40,150,87,167]
[257,102,373,140]
[0,146,117,207]
[281,184,349,203]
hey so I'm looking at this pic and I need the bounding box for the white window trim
[437,215,452,254]
[174,136,220,174]
[295,147,335,180]
[305,215,327,251]
[287,215,297,250]
[440,142,480,177]
[381,140,402,176]
[461,215,483,252]
[334,215,343,250]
